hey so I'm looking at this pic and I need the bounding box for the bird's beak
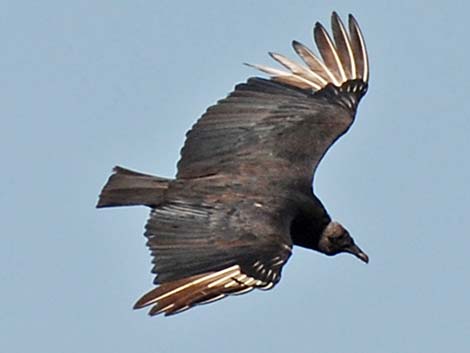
[346,243,369,263]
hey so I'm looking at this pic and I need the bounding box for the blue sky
[2,1,469,352]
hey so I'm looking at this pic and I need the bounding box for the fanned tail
[247,12,369,91]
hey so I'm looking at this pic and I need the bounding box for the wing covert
[145,197,292,283]
[135,196,292,316]
[176,13,368,191]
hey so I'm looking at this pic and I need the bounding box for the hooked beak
[346,243,369,263]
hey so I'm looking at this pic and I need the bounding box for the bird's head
[317,221,369,263]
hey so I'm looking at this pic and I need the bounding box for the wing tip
[132,263,282,317]
[132,266,264,317]
[247,12,369,92]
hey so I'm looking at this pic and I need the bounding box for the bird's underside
[97,12,370,316]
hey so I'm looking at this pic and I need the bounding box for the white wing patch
[247,12,369,91]
[134,261,286,316]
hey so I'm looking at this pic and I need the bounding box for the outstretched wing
[176,13,368,191]
[134,195,292,316]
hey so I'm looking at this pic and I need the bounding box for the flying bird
[97,12,370,316]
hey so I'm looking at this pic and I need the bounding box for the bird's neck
[289,192,331,251]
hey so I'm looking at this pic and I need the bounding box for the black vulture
[97,12,370,316]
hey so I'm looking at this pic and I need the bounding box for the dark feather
[176,78,356,190]
[96,12,370,317]
[97,166,170,208]
[144,194,292,283]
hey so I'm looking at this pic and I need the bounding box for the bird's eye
[331,233,350,246]
[332,233,345,241]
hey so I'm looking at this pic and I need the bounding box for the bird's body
[98,12,370,316]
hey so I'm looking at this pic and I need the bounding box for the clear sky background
[2,1,469,352]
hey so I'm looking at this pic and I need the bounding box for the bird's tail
[97,166,171,208]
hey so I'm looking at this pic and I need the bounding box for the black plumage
[97,12,370,316]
